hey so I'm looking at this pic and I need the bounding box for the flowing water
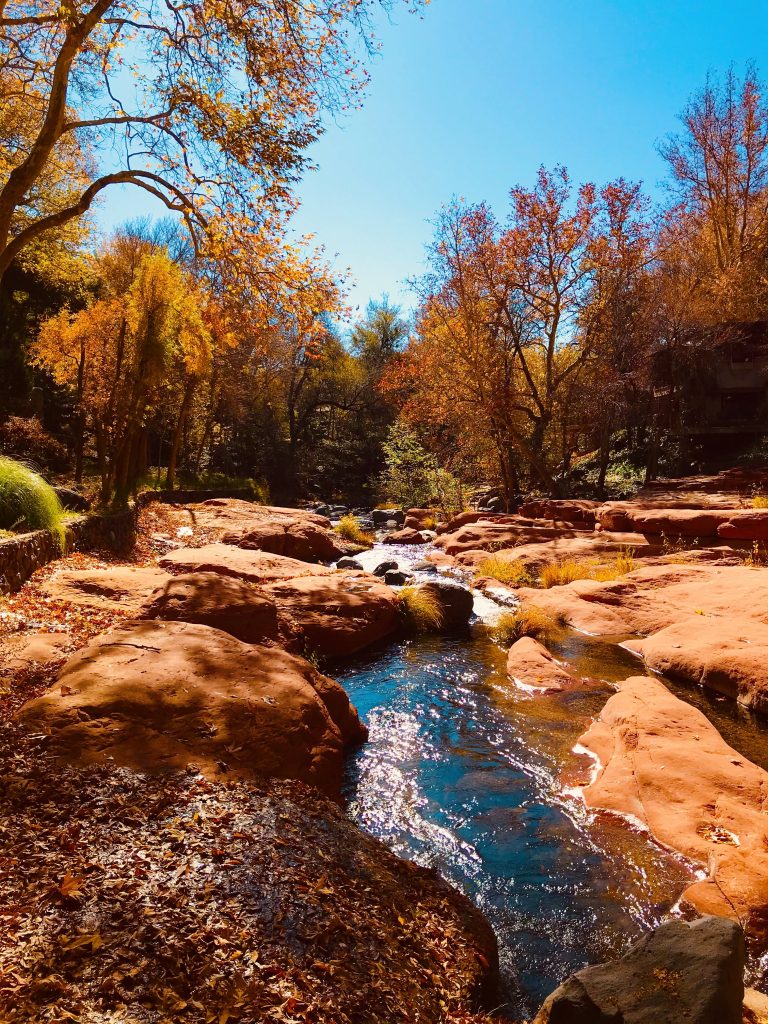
[337,542,768,1019]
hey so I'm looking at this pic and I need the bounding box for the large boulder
[382,527,430,545]
[624,616,768,715]
[435,520,591,556]
[138,572,280,644]
[506,637,599,693]
[518,562,768,636]
[264,572,400,659]
[576,676,768,942]
[187,497,331,533]
[223,519,344,562]
[17,620,367,798]
[39,566,172,613]
[371,508,405,527]
[718,510,768,540]
[533,916,744,1024]
[417,579,474,630]
[595,503,733,537]
[159,543,334,584]
[404,507,436,529]
[457,531,658,571]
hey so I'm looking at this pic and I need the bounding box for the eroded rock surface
[138,572,280,645]
[159,543,334,584]
[533,916,744,1024]
[224,519,344,562]
[18,620,366,797]
[577,676,768,941]
[264,573,400,659]
[39,566,172,613]
[506,637,599,693]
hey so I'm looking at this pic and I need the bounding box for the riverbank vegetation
[0,458,64,543]
[6,51,768,510]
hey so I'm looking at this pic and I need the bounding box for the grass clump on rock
[334,513,374,547]
[476,554,530,586]
[539,549,635,588]
[490,605,554,646]
[398,584,445,632]
[0,457,65,547]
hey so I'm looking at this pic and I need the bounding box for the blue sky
[100,0,768,316]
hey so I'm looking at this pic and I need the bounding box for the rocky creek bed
[2,487,768,1022]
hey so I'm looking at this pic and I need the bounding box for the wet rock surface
[506,637,601,693]
[577,675,768,941]
[533,916,745,1024]
[418,578,474,630]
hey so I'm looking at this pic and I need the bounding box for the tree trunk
[167,377,196,489]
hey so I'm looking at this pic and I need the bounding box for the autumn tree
[34,236,212,501]
[0,0,419,281]
[659,66,768,322]
[577,180,656,492]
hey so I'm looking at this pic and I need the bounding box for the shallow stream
[337,541,768,1019]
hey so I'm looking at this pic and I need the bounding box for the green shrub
[0,457,65,546]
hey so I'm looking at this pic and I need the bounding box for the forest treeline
[1,0,767,507]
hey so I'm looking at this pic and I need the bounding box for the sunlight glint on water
[339,625,694,1018]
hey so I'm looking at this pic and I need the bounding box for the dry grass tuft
[476,555,531,586]
[538,548,636,587]
[538,559,589,588]
[753,492,768,508]
[334,514,374,546]
[490,605,555,646]
[398,585,445,632]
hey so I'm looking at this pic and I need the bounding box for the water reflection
[339,632,694,1018]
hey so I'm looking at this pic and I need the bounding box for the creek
[337,541,768,1020]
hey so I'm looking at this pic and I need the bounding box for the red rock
[519,499,600,523]
[224,519,344,562]
[518,563,768,637]
[263,573,400,659]
[437,510,491,534]
[39,566,172,613]
[623,616,768,715]
[595,504,733,537]
[382,527,429,545]
[577,676,768,943]
[189,498,331,532]
[1,633,71,674]
[159,543,334,584]
[435,520,590,556]
[718,510,768,540]
[138,572,280,645]
[506,637,598,693]
[457,531,658,571]
[17,620,367,797]
[404,507,436,528]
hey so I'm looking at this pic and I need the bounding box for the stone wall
[0,488,256,594]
